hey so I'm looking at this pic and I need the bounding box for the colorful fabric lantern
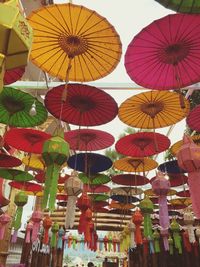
[85,208,92,245]
[77,192,91,234]
[153,230,160,253]
[140,196,154,240]
[64,170,83,229]
[43,215,52,245]
[51,222,59,248]
[104,235,108,251]
[12,191,28,243]
[152,171,170,250]
[112,235,118,252]
[42,130,70,211]
[170,219,182,254]
[183,209,195,243]
[128,221,136,249]
[132,209,143,245]
[57,227,65,249]
[31,210,43,242]
[177,135,200,218]
[0,213,11,240]
[25,221,33,243]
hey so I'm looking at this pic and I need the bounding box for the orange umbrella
[28,3,122,82]
[144,188,177,197]
[118,91,189,129]
[170,135,200,156]
[113,157,158,173]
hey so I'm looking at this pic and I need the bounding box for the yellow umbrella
[22,154,45,170]
[109,201,135,210]
[118,91,190,129]
[170,135,200,156]
[144,188,177,197]
[113,157,158,173]
[28,3,122,83]
[0,0,33,91]
[169,198,192,207]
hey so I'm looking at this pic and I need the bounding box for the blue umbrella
[158,160,186,174]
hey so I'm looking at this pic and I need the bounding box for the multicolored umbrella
[158,160,186,174]
[170,135,200,156]
[115,132,170,157]
[111,174,149,186]
[9,181,42,193]
[0,169,33,182]
[28,3,122,82]
[118,91,189,129]
[4,67,25,85]
[113,157,158,173]
[0,87,47,127]
[0,154,21,168]
[67,153,112,174]
[125,14,200,90]
[64,129,114,151]
[186,105,200,132]
[45,84,118,126]
[79,173,110,185]
[4,128,51,154]
[155,0,200,13]
[151,173,188,187]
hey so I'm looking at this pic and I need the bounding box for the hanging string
[174,64,185,109]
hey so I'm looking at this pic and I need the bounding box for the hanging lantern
[77,192,91,234]
[132,209,143,245]
[170,219,182,254]
[152,171,170,251]
[57,226,65,249]
[153,229,160,253]
[177,135,200,218]
[25,221,33,243]
[31,210,43,242]
[64,170,83,229]
[85,208,93,245]
[12,191,28,243]
[104,235,108,251]
[112,235,118,252]
[51,222,59,248]
[183,208,195,244]
[43,215,52,245]
[0,213,11,240]
[140,196,154,239]
[128,221,136,249]
[42,130,70,211]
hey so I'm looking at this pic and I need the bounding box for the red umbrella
[64,129,114,151]
[125,14,200,90]
[115,132,170,157]
[44,84,118,126]
[111,174,149,186]
[176,190,190,197]
[9,181,42,193]
[151,174,188,187]
[4,67,25,85]
[186,104,200,132]
[85,185,110,194]
[4,128,51,154]
[56,194,68,201]
[35,172,69,184]
[0,154,22,168]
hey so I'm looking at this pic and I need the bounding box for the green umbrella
[79,173,110,185]
[89,193,109,202]
[155,0,200,13]
[0,169,33,182]
[0,87,47,127]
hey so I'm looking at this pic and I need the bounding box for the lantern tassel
[13,206,23,230]
[65,196,77,228]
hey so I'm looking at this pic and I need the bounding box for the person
[87,262,94,267]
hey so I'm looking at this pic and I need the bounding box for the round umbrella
[110,187,143,196]
[67,153,112,174]
[0,87,47,127]
[109,201,134,210]
[169,198,192,207]
[177,190,190,197]
[45,84,118,126]
[89,194,109,202]
[0,169,33,182]
[86,185,110,193]
[35,171,69,184]
[171,135,200,156]
[113,157,158,173]
[56,194,68,201]
[109,209,132,215]
[144,188,177,197]
[28,3,122,82]
[111,174,149,186]
[64,129,114,151]
[22,155,45,170]
[155,0,200,13]
[93,201,108,209]
[0,154,22,168]
[118,91,189,129]
[4,67,25,85]
[79,173,110,185]
[9,181,42,193]
[151,174,188,187]
[186,105,200,132]
[4,128,51,154]
[115,132,170,157]
[110,195,139,203]
[158,160,186,174]
[125,13,200,90]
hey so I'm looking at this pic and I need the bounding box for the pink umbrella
[186,104,200,132]
[125,14,200,90]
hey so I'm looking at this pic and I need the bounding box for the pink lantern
[177,135,200,218]
[0,213,11,240]
[152,171,170,251]
[31,210,43,242]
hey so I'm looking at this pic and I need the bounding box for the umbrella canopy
[64,128,114,151]
[125,13,200,90]
[22,154,45,170]
[155,0,200,13]
[89,194,109,202]
[144,188,177,197]
[110,187,143,196]
[151,173,188,187]
[56,194,68,201]
[109,201,134,210]
[4,67,25,85]
[169,198,192,207]
[35,171,69,184]
[9,181,42,193]
[115,132,170,157]
[67,153,112,174]
[186,104,200,132]
[86,185,110,193]
[0,87,47,127]
[111,174,149,186]
[28,3,122,82]
[4,128,51,154]
[118,91,189,129]
[158,160,186,174]
[79,173,110,185]
[170,134,200,155]
[45,84,118,126]
[0,169,33,182]
[113,157,158,173]
[176,190,190,197]
[110,195,139,203]
[0,154,21,168]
